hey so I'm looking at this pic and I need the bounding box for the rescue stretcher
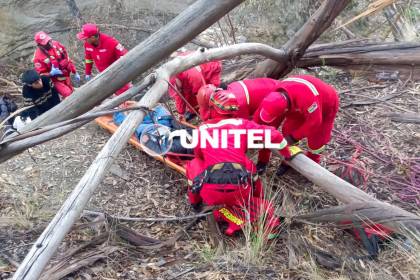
[94,114,193,176]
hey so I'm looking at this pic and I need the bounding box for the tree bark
[12,43,286,280]
[18,0,246,134]
[295,202,420,231]
[286,154,420,234]
[252,0,351,78]
[298,41,420,68]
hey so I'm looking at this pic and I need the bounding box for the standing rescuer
[254,74,339,175]
[187,90,300,237]
[33,31,79,98]
[77,23,132,95]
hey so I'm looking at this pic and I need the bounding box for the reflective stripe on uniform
[56,77,67,81]
[309,145,325,154]
[85,59,93,63]
[219,208,244,225]
[238,81,250,105]
[283,77,319,96]
[276,138,288,150]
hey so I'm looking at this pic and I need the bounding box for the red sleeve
[168,76,186,115]
[208,61,222,86]
[244,119,291,163]
[290,98,322,140]
[84,43,93,75]
[33,52,50,76]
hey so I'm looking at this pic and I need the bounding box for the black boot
[276,163,290,177]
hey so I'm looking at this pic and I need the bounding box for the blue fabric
[113,105,174,138]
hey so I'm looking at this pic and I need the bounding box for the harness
[191,162,258,194]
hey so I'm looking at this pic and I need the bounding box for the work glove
[277,146,302,177]
[49,66,63,77]
[74,72,81,82]
[85,75,91,82]
[256,162,268,175]
[285,145,302,161]
[184,112,196,122]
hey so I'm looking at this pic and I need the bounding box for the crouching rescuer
[186,90,301,237]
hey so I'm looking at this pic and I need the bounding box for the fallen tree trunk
[298,41,420,68]
[18,0,245,134]
[294,202,420,231]
[382,112,420,124]
[224,40,420,82]
[253,0,351,78]
[12,43,287,280]
[286,154,420,234]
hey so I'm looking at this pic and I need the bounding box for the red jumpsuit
[83,33,132,95]
[226,78,283,119]
[33,41,76,98]
[169,56,222,115]
[186,118,290,235]
[254,75,339,164]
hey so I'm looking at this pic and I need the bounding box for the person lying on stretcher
[113,104,194,156]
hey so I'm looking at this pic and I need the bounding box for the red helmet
[77,23,99,40]
[34,31,52,46]
[209,90,239,115]
[259,92,288,123]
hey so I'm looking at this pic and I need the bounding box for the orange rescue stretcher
[95,114,193,175]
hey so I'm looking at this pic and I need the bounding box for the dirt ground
[0,68,419,279]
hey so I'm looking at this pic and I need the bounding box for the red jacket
[275,75,338,140]
[254,75,339,139]
[227,78,282,118]
[33,40,76,77]
[84,33,128,75]
[169,59,222,115]
[194,118,291,169]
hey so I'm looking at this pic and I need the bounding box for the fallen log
[253,0,351,78]
[18,0,246,134]
[285,153,420,234]
[224,40,420,82]
[382,112,420,124]
[298,41,420,68]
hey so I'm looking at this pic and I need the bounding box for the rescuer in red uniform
[254,75,339,175]
[168,51,222,121]
[77,23,132,95]
[33,31,79,98]
[197,78,283,120]
[186,90,301,236]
